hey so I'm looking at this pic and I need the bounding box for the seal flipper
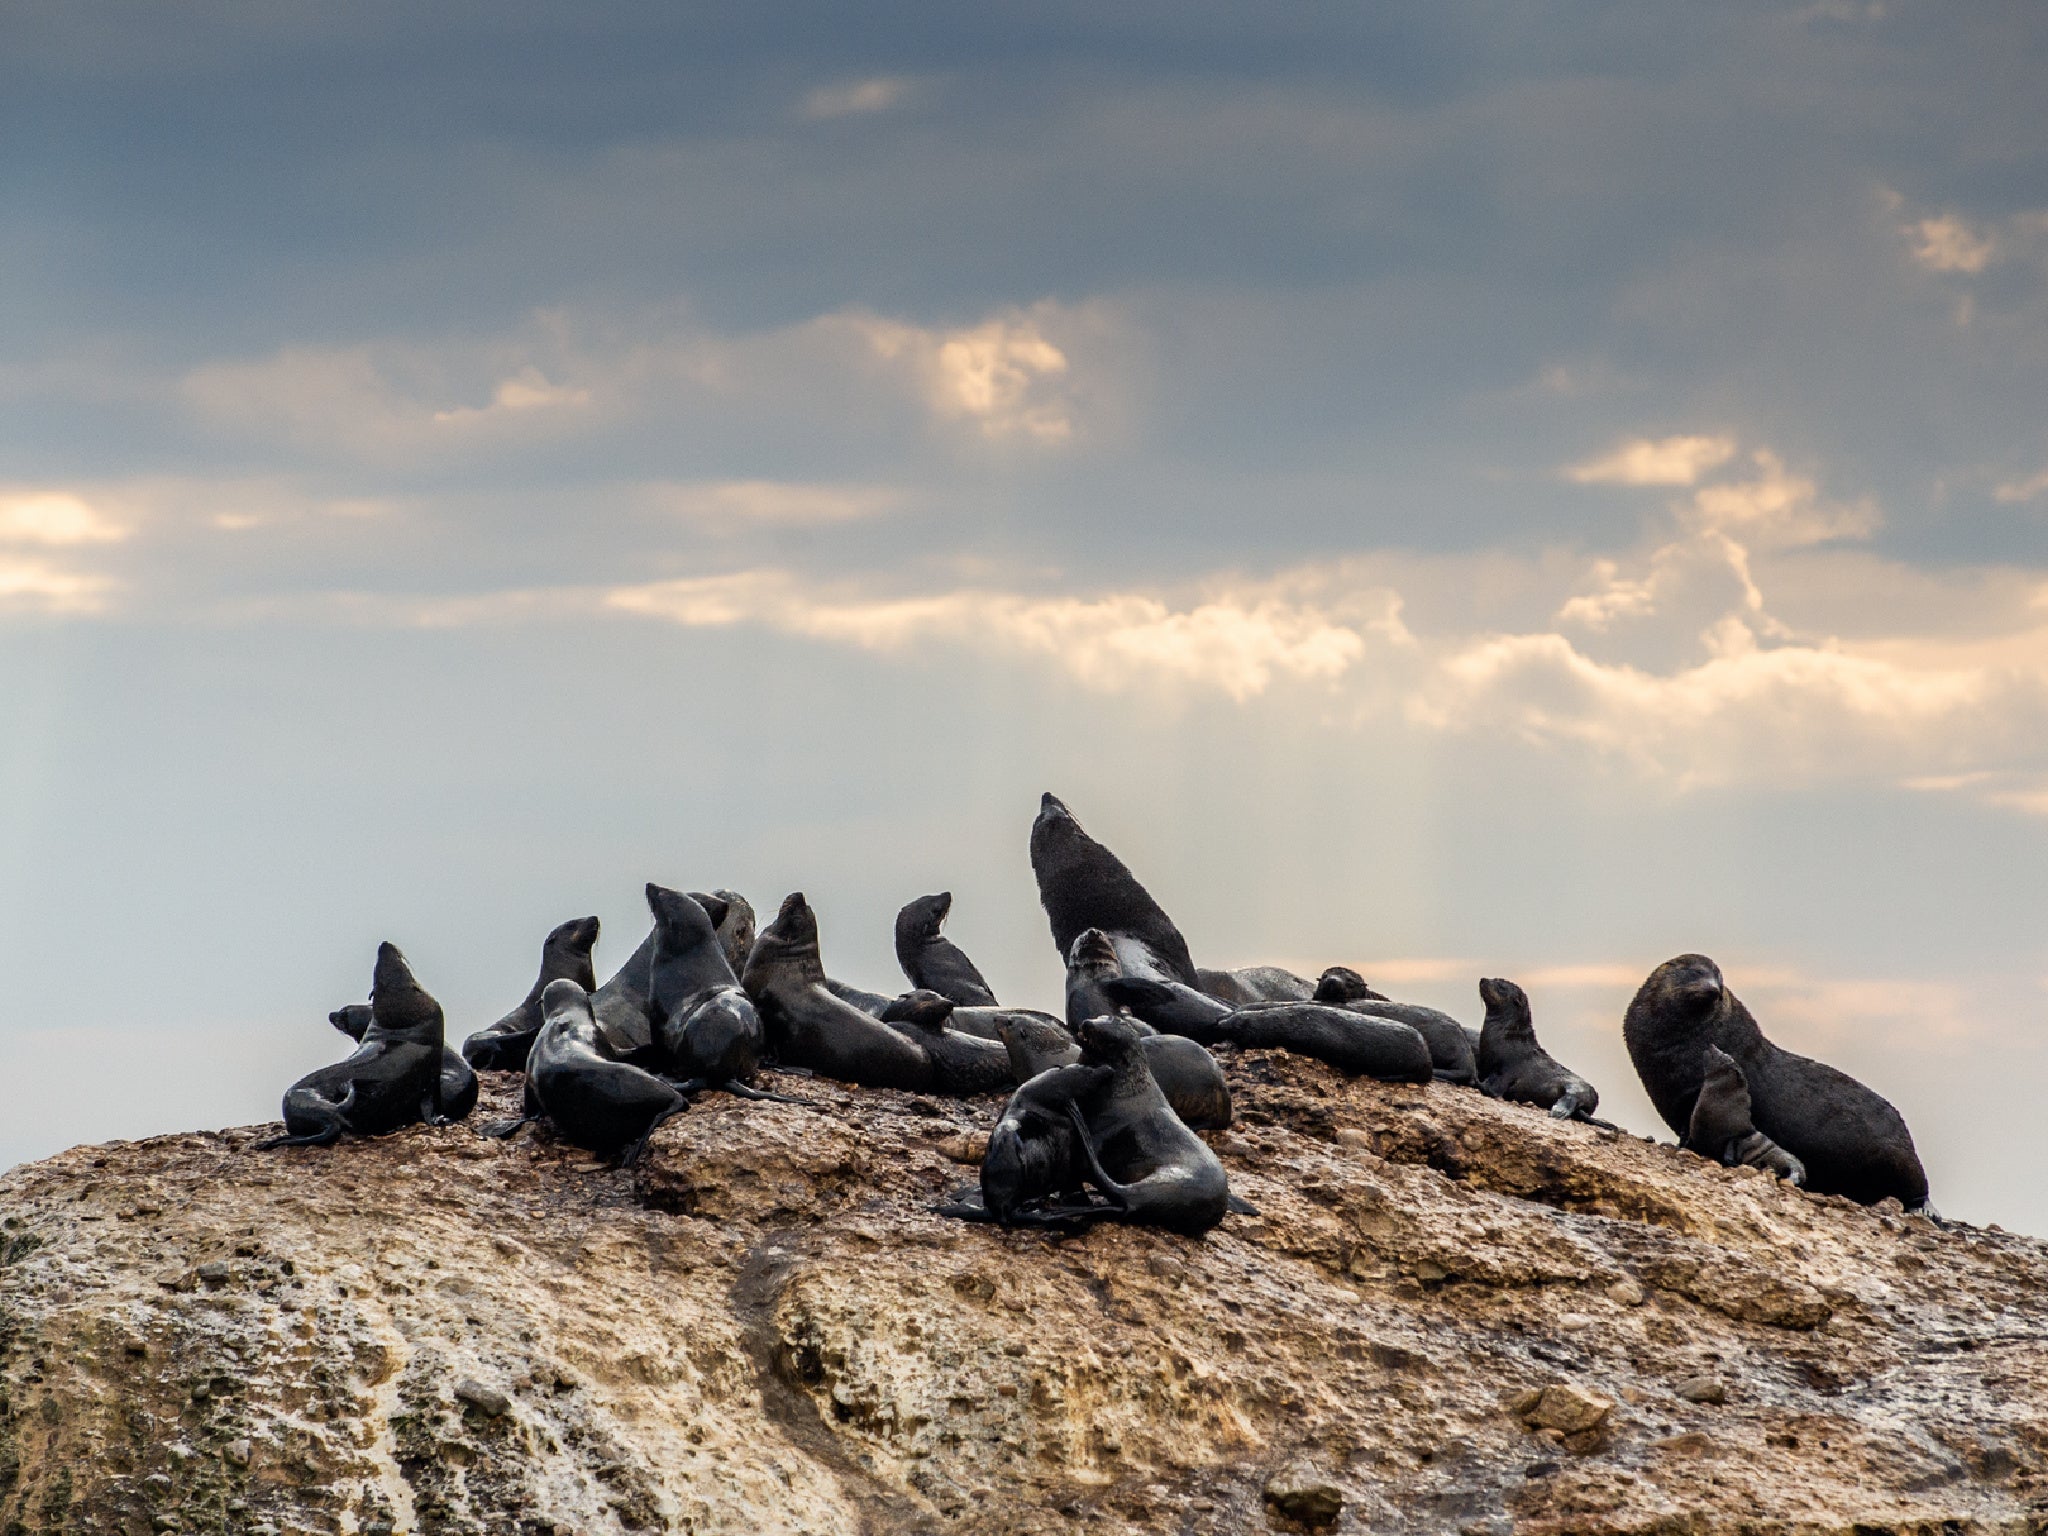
[1226,1192,1260,1217]
[258,1082,357,1150]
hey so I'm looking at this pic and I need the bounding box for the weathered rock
[1263,1459,1345,1526]
[2,1050,2045,1534]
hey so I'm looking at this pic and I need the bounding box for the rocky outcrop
[4,1051,2047,1535]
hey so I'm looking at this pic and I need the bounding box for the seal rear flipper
[259,1081,357,1150]
[480,1115,537,1140]
[1226,1192,1260,1217]
[620,1101,693,1167]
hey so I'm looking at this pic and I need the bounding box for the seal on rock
[895,892,1000,1006]
[741,892,936,1091]
[331,1003,478,1123]
[591,927,660,1062]
[1059,1014,1234,1235]
[879,990,1014,1096]
[942,1063,1110,1226]
[526,978,689,1159]
[1064,927,1129,1028]
[1103,977,1434,1083]
[690,889,756,978]
[260,943,463,1149]
[994,1012,1229,1129]
[1030,793,1198,985]
[1624,953,1930,1209]
[1684,1044,1806,1184]
[1311,967,1389,1005]
[460,915,601,1072]
[1474,977,1598,1120]
[1196,966,1314,1005]
[646,884,789,1101]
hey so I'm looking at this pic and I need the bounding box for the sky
[4,1,2047,1228]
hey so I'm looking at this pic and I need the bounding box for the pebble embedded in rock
[455,1378,512,1417]
[1674,1375,1727,1404]
[1518,1383,1614,1434]
[1262,1462,1345,1529]
[224,1437,253,1467]
[197,1260,231,1283]
[1607,1278,1645,1307]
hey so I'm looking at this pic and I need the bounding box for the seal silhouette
[526,978,689,1159]
[895,891,999,1006]
[460,915,601,1071]
[1475,977,1597,1119]
[330,1003,477,1122]
[1030,793,1198,985]
[1324,995,1475,1084]
[1624,953,1929,1209]
[261,943,463,1149]
[1684,1044,1806,1184]
[741,892,936,1091]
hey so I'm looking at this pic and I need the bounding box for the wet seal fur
[1684,1044,1806,1184]
[742,892,937,1091]
[647,884,790,1101]
[1311,989,1475,1083]
[460,915,600,1071]
[526,978,688,1159]
[261,943,464,1149]
[996,1011,1231,1129]
[879,990,1014,1096]
[1624,953,1930,1210]
[941,1063,1110,1226]
[1196,965,1314,1006]
[1030,793,1198,985]
[331,1004,478,1122]
[691,889,757,979]
[1063,927,1128,1028]
[1103,976,1434,1084]
[1476,977,1598,1119]
[1312,967,1389,1004]
[895,891,999,1006]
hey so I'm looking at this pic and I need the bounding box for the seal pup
[1624,953,1930,1209]
[460,915,602,1071]
[330,1003,478,1122]
[1103,977,1434,1083]
[1684,1045,1806,1184]
[1474,977,1598,1119]
[646,884,792,1101]
[1196,965,1315,1006]
[879,990,1014,1096]
[742,892,936,1091]
[260,943,461,1149]
[1030,793,1198,985]
[895,891,1000,1006]
[1000,1012,1082,1080]
[526,978,689,1159]
[1061,1014,1233,1235]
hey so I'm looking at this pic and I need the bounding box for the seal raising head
[1030,793,1199,986]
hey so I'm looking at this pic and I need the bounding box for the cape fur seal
[1103,976,1434,1083]
[1031,793,1198,985]
[895,891,1000,1006]
[591,927,660,1062]
[742,892,936,1091]
[647,884,786,1100]
[1684,1044,1806,1184]
[1312,967,1389,1004]
[1196,966,1315,1005]
[878,990,1014,1095]
[261,943,464,1149]
[1321,996,1475,1084]
[1064,927,1128,1028]
[331,1003,478,1122]
[1475,977,1597,1119]
[526,978,689,1158]
[460,915,601,1071]
[691,889,756,977]
[943,1063,1110,1225]
[1624,953,1930,1209]
[1060,1014,1234,1235]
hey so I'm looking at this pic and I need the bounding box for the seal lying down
[260,943,470,1149]
[1101,976,1434,1084]
[946,1015,1250,1235]
[995,1009,1233,1130]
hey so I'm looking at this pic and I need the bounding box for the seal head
[1030,793,1199,986]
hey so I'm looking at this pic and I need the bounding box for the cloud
[1994,469,2048,505]
[802,77,913,120]
[1907,214,1997,274]
[1684,450,1877,548]
[638,480,899,526]
[0,490,126,545]
[605,570,1374,701]
[1566,435,1736,487]
[430,366,592,425]
[0,556,112,612]
[847,309,1081,444]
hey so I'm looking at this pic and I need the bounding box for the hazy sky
[5,2,2047,1228]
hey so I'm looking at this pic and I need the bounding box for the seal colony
[262,791,1938,1230]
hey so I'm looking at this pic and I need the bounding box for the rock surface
[4,1050,2048,1534]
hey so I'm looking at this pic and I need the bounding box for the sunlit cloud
[802,76,913,120]
[1907,213,1998,274]
[638,480,899,525]
[0,491,126,546]
[1566,434,1736,487]
[0,557,113,612]
[849,309,1082,444]
[1994,469,2048,505]
[430,366,592,425]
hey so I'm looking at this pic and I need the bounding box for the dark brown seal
[460,914,600,1071]
[1475,977,1598,1119]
